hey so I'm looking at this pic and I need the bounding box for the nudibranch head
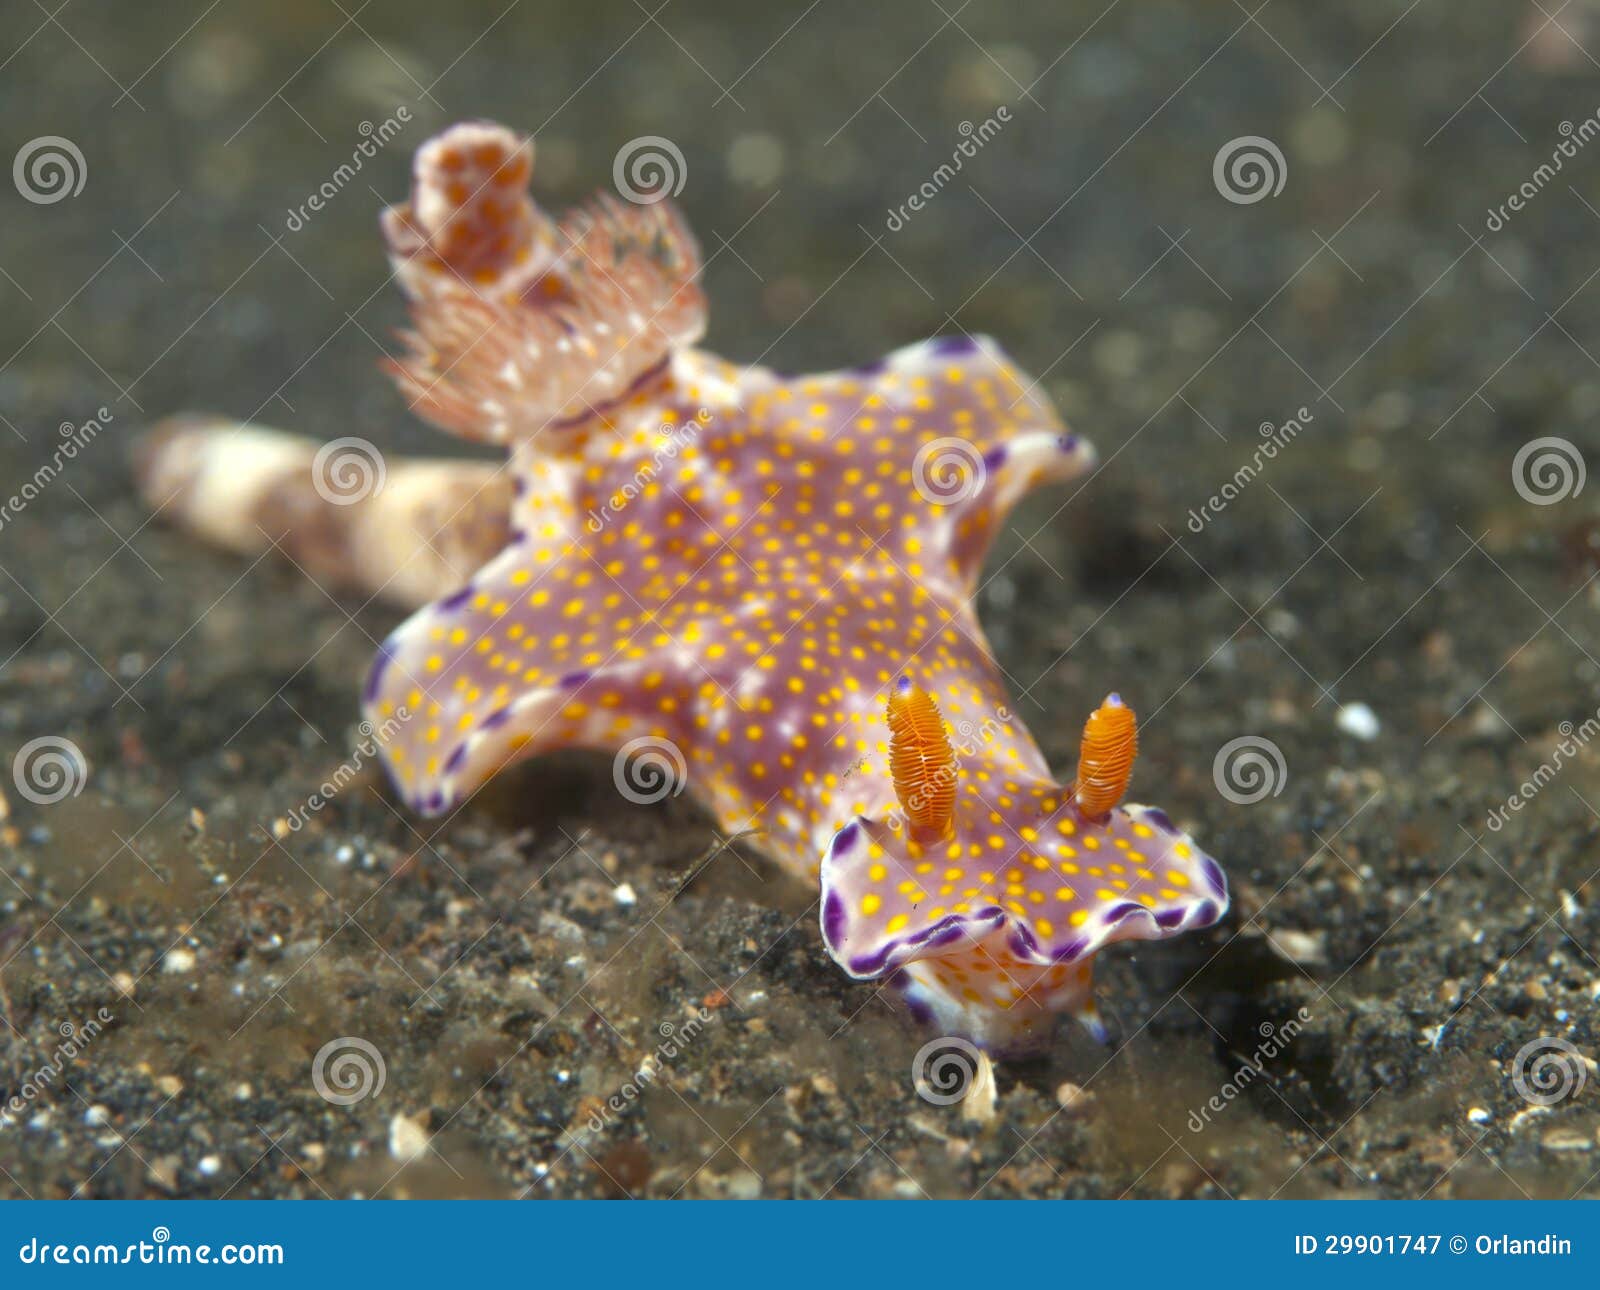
[820,697,1227,1054]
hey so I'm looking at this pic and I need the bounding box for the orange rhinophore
[886,679,958,837]
[1074,693,1138,818]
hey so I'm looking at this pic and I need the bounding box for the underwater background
[0,0,1597,1197]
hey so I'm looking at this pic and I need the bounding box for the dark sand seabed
[1,0,1598,1198]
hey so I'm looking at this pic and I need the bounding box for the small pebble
[1055,1081,1092,1112]
[197,1155,221,1177]
[959,1049,998,1126]
[163,948,196,974]
[1266,928,1328,966]
[1467,1106,1492,1126]
[1336,702,1381,740]
[388,1112,431,1163]
[726,133,784,188]
[147,1155,181,1192]
[613,882,637,907]
[724,1169,762,1199]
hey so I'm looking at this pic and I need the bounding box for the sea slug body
[137,120,1229,1055]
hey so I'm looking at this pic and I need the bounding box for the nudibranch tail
[131,416,513,609]
[1074,692,1138,818]
[381,121,707,446]
[885,679,958,839]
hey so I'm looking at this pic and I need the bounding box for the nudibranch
[136,121,1229,1054]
